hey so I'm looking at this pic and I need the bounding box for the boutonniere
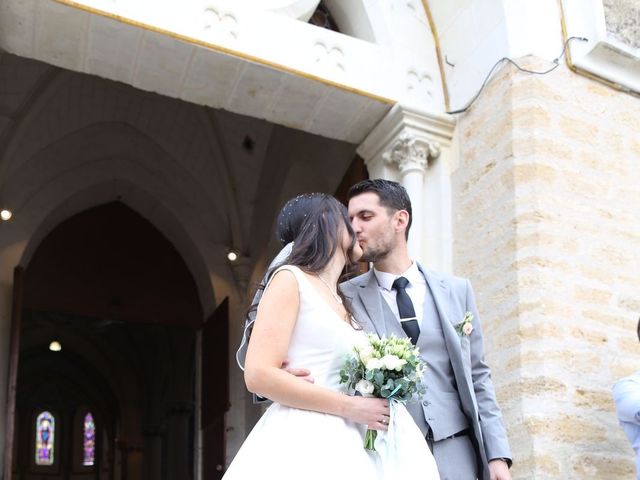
[455,311,474,336]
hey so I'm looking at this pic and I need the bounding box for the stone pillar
[383,132,438,257]
[193,330,203,480]
[115,439,143,480]
[142,425,163,480]
[357,104,455,268]
[228,255,252,297]
[0,281,14,478]
[165,403,193,480]
[221,261,257,459]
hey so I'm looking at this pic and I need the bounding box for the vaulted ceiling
[0,53,358,313]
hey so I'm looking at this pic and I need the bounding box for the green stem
[364,429,377,451]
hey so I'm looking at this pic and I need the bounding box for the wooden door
[201,298,230,479]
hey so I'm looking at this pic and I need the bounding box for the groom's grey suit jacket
[340,264,511,480]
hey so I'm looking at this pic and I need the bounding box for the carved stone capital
[357,104,454,179]
[382,132,440,175]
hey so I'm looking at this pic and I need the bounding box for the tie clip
[400,317,417,322]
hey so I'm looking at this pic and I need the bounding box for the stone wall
[604,0,640,49]
[452,58,640,478]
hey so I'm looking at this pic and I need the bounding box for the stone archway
[10,202,218,480]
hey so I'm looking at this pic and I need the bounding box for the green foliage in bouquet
[339,334,426,450]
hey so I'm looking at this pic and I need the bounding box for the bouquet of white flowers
[339,333,426,450]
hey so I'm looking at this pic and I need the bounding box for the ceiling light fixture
[227,250,239,262]
[49,341,62,352]
[0,209,12,221]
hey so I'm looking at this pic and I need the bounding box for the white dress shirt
[373,262,426,328]
[614,371,640,479]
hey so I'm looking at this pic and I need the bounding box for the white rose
[462,322,474,335]
[381,354,407,371]
[358,345,375,364]
[365,358,384,370]
[355,379,375,396]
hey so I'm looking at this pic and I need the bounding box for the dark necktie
[392,276,420,345]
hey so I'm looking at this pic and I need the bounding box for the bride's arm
[244,270,389,429]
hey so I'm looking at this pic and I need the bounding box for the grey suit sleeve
[465,279,513,465]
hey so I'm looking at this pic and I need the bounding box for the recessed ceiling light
[227,251,238,262]
[49,341,62,352]
[0,209,12,221]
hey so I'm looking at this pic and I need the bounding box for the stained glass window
[83,412,96,466]
[35,411,55,466]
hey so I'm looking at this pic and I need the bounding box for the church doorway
[8,202,226,480]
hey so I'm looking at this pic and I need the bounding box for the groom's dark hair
[347,179,412,239]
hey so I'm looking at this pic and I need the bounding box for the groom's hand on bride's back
[281,359,314,383]
[253,360,313,403]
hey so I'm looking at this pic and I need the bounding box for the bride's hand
[344,396,390,431]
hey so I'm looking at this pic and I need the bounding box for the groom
[341,179,512,480]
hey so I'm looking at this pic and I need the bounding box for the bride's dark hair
[282,193,357,276]
[247,193,358,323]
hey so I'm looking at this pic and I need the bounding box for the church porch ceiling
[0,0,393,144]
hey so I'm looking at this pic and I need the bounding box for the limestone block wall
[452,59,640,479]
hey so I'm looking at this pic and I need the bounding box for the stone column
[193,330,203,480]
[383,132,438,258]
[225,257,261,460]
[142,425,163,480]
[165,403,193,480]
[115,439,143,480]
[0,280,14,477]
[228,255,252,297]
[357,104,455,268]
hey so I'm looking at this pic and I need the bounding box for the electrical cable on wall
[447,36,588,115]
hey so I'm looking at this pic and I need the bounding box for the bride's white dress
[223,265,440,480]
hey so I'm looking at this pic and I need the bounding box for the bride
[223,193,440,480]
